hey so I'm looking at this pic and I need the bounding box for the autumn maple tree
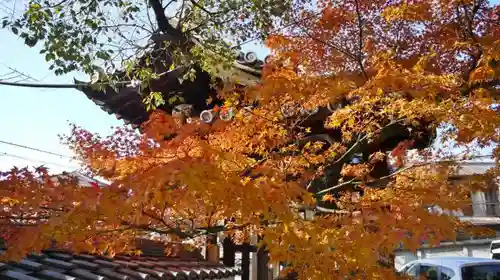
[1,0,500,279]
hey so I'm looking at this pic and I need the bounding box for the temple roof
[75,47,264,128]
[0,249,239,280]
[50,171,108,188]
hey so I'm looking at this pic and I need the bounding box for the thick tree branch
[149,0,186,44]
[316,158,473,195]
[307,119,406,193]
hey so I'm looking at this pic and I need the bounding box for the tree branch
[149,0,186,44]
[316,159,467,195]
[353,0,368,80]
[189,0,215,15]
[298,25,357,61]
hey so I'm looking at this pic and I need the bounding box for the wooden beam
[222,237,235,267]
[257,244,270,280]
[234,244,258,252]
[242,247,250,280]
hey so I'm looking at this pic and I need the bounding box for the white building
[394,161,500,270]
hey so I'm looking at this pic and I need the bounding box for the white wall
[394,251,418,270]
[469,245,491,258]
[422,246,468,258]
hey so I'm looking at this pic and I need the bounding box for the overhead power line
[0,63,40,82]
[0,140,76,160]
[0,152,80,169]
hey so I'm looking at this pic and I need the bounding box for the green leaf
[11,26,18,35]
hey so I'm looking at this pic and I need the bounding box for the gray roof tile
[36,269,76,280]
[116,268,150,279]
[1,269,39,280]
[48,253,74,262]
[92,260,120,269]
[70,259,100,270]
[40,258,76,270]
[13,259,44,272]
[136,267,166,278]
[70,268,107,280]
[112,260,138,268]
[95,268,130,280]
[1,250,239,280]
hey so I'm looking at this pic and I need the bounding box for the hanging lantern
[219,108,234,122]
[200,110,216,124]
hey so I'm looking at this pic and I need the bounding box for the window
[471,184,500,217]
[492,242,500,251]
[484,187,500,216]
[403,263,418,277]
[440,266,455,280]
[461,264,500,280]
[419,265,439,280]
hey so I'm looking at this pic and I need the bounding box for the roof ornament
[200,109,217,123]
[219,107,234,121]
[235,50,246,64]
[244,52,258,64]
[90,66,106,84]
[172,104,194,118]
[264,55,273,65]
[127,79,141,88]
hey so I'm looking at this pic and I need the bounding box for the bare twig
[353,0,368,80]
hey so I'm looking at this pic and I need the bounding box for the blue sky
[0,26,269,174]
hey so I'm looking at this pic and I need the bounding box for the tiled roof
[51,171,109,188]
[459,216,500,225]
[456,161,496,176]
[0,249,240,280]
[74,46,264,128]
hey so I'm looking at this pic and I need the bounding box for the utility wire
[0,140,76,160]
[0,63,39,82]
[0,71,16,79]
[0,152,80,169]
